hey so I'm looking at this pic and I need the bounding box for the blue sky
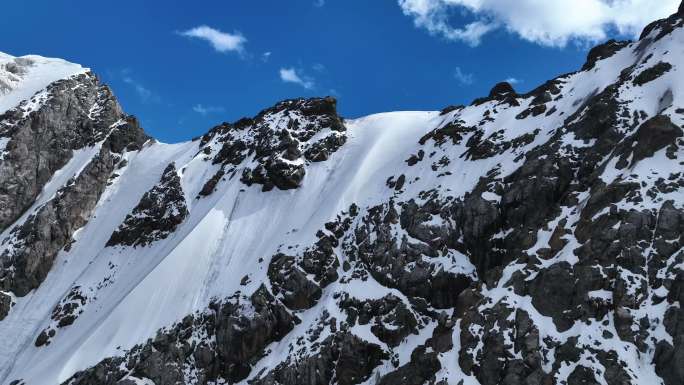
[0,0,678,142]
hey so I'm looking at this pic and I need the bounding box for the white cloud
[505,77,521,85]
[121,69,158,103]
[123,76,151,100]
[180,25,246,53]
[312,63,326,72]
[279,67,315,89]
[262,51,272,62]
[454,66,474,85]
[193,104,225,116]
[398,0,680,47]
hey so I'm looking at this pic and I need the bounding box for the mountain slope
[1,6,684,385]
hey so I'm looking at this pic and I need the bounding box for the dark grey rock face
[655,272,684,385]
[0,73,123,232]
[267,214,346,310]
[197,97,346,195]
[268,253,323,310]
[107,162,188,248]
[63,286,295,385]
[640,5,684,42]
[34,286,87,347]
[0,74,149,297]
[629,115,682,164]
[377,346,441,385]
[472,81,520,106]
[0,291,11,321]
[0,123,147,296]
[339,294,418,347]
[350,198,474,309]
[253,332,387,385]
[633,62,673,86]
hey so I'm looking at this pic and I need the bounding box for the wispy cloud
[505,77,522,85]
[279,67,315,89]
[179,25,246,54]
[398,0,494,47]
[193,104,226,116]
[453,67,474,86]
[398,0,679,47]
[261,51,272,62]
[313,0,325,7]
[312,63,326,72]
[121,69,159,103]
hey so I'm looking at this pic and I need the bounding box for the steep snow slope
[1,6,684,385]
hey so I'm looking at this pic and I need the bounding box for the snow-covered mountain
[1,5,684,385]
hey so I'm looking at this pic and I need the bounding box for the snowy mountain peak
[0,52,88,115]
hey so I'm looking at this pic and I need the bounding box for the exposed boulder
[268,253,322,310]
[472,82,519,106]
[629,115,682,164]
[107,162,188,248]
[377,346,441,385]
[0,291,12,320]
[489,82,517,99]
[252,332,387,385]
[633,62,673,86]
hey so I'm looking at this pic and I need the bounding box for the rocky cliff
[1,5,684,385]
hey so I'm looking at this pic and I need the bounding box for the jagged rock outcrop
[268,213,346,310]
[377,346,442,385]
[0,117,147,296]
[0,73,123,231]
[107,162,188,247]
[252,332,387,385]
[0,291,11,321]
[34,286,88,347]
[339,293,418,347]
[63,286,295,385]
[0,68,149,299]
[197,97,346,195]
